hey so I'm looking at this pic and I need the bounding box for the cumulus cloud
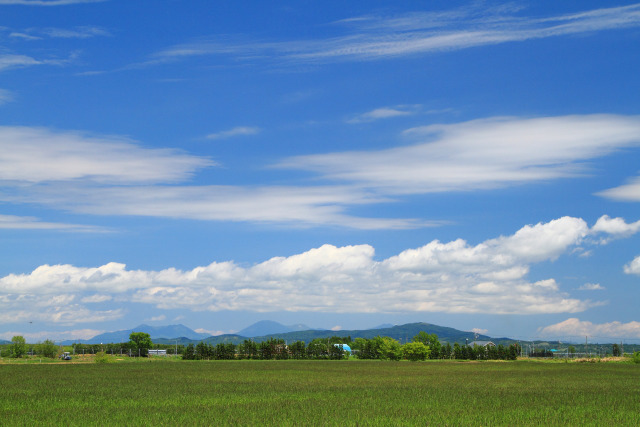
[471,328,488,335]
[0,126,213,183]
[206,126,261,140]
[624,256,640,275]
[591,215,640,243]
[538,318,640,340]
[0,216,609,320]
[278,115,640,195]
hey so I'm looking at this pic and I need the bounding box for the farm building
[334,344,352,353]
[148,349,167,356]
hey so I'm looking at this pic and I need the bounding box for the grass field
[1,360,638,425]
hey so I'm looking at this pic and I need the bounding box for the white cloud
[347,105,420,124]
[0,0,106,5]
[0,89,13,105]
[0,126,213,183]
[578,283,605,291]
[194,328,226,336]
[0,328,104,342]
[41,26,110,38]
[624,256,640,275]
[0,216,609,318]
[146,315,166,322]
[591,215,640,241]
[146,3,640,67]
[206,126,261,140]
[331,325,343,331]
[3,184,426,230]
[0,214,106,232]
[279,115,640,195]
[0,54,41,71]
[471,328,488,335]
[538,318,640,340]
[81,294,112,303]
[597,177,640,202]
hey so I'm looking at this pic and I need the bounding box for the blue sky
[1,0,640,344]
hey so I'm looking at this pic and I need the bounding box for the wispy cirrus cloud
[0,88,12,104]
[0,0,106,5]
[206,126,261,140]
[597,177,640,202]
[144,3,640,68]
[277,115,640,195]
[346,105,421,124]
[0,126,213,184]
[2,115,640,230]
[0,214,107,232]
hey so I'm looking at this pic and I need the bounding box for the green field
[1,360,638,425]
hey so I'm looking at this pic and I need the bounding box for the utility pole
[585,336,588,357]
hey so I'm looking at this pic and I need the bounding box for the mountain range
[59,324,210,345]
[58,320,511,346]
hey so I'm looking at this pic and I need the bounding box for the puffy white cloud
[0,216,605,319]
[538,318,640,340]
[278,115,640,194]
[624,256,640,275]
[0,126,213,184]
[591,215,640,242]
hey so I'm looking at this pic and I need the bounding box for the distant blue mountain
[61,324,209,345]
[237,320,313,337]
[0,339,10,345]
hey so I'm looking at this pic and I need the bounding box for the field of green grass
[1,360,638,425]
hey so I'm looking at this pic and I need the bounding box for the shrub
[632,351,640,364]
[94,351,111,364]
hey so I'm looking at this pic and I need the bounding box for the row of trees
[0,336,59,359]
[181,332,520,361]
[182,337,352,360]
[1,332,155,359]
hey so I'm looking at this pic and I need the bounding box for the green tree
[612,344,621,357]
[182,343,196,360]
[379,337,402,361]
[128,332,153,357]
[402,342,430,361]
[568,345,576,357]
[10,335,27,358]
[37,339,59,358]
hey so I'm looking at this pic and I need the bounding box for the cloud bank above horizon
[1,215,638,328]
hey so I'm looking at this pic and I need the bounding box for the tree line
[182,332,520,361]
